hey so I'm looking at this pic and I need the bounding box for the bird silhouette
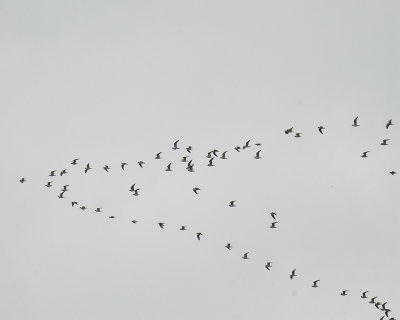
[285,127,293,134]
[45,181,52,188]
[207,158,215,167]
[80,206,87,211]
[234,146,241,152]
[352,116,359,127]
[138,161,145,168]
[155,152,162,159]
[242,252,249,259]
[265,262,272,270]
[361,151,370,158]
[370,297,378,304]
[103,165,110,172]
[290,269,297,279]
[225,243,232,250]
[172,140,180,150]
[312,280,320,288]
[318,126,325,134]
[270,212,277,220]
[95,208,101,212]
[380,139,390,146]
[71,159,79,165]
[181,156,189,162]
[196,232,203,240]
[193,187,200,194]
[129,184,136,192]
[132,188,140,196]
[243,140,251,149]
[295,133,302,138]
[340,290,348,296]
[131,220,138,224]
[108,216,115,219]
[166,163,172,171]
[229,200,236,207]
[19,178,26,183]
[389,171,396,175]
[254,150,261,159]
[71,201,78,207]
[158,222,165,229]
[58,191,65,199]
[180,226,187,230]
[361,291,368,298]
[60,169,67,176]
[49,170,56,176]
[220,151,228,159]
[121,162,127,170]
[186,146,192,153]
[386,119,393,129]
[270,222,277,229]
[62,185,69,191]
[84,163,91,173]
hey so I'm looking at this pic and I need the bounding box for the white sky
[0,1,399,319]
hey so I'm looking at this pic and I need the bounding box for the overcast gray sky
[1,0,399,319]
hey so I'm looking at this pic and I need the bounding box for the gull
[95,208,101,212]
[318,126,325,134]
[206,151,213,159]
[62,185,69,191]
[193,187,200,194]
[103,165,110,172]
[19,178,26,183]
[129,184,136,192]
[155,152,162,159]
[389,171,396,175]
[361,291,368,298]
[255,143,262,146]
[108,216,115,219]
[381,302,387,310]
[207,158,215,167]
[181,156,189,162]
[341,290,349,296]
[58,191,65,199]
[196,232,203,240]
[234,146,241,152]
[71,201,78,207]
[158,222,165,229]
[229,200,236,207]
[220,151,228,159]
[225,243,232,250]
[384,309,392,317]
[80,206,87,211]
[290,269,297,279]
[254,150,261,159]
[212,149,219,157]
[180,226,187,230]
[295,133,302,138]
[166,163,172,171]
[71,158,79,165]
[49,170,56,176]
[381,139,390,146]
[375,302,381,309]
[361,151,369,158]
[243,140,251,149]
[133,188,140,196]
[172,140,180,150]
[45,181,53,188]
[186,146,192,153]
[270,212,277,220]
[352,116,359,127]
[386,119,393,129]
[242,252,249,259]
[138,161,145,168]
[84,163,91,173]
[131,220,138,224]
[270,222,277,229]
[187,164,195,172]
[312,280,320,288]
[121,162,127,170]
[265,262,272,270]
[285,127,293,134]
[370,297,378,304]
[60,169,67,176]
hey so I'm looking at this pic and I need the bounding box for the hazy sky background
[1,0,399,319]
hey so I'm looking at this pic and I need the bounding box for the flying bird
[389,171,396,175]
[193,187,200,194]
[243,140,251,149]
[234,146,241,152]
[361,291,368,298]
[318,126,325,134]
[132,188,140,196]
[187,162,195,172]
[71,159,79,165]
[207,158,215,167]
[155,152,162,159]
[381,139,390,146]
[71,201,78,207]
[103,165,110,172]
[80,206,87,211]
[131,220,138,224]
[220,151,228,159]
[158,222,165,229]
[180,226,187,230]
[186,146,192,153]
[19,178,26,183]
[84,163,91,173]
[95,208,101,212]
[229,200,236,207]
[121,162,127,170]
[108,216,115,219]
[45,181,52,188]
[375,302,381,309]
[196,232,203,240]
[270,222,277,229]
[138,161,145,168]
[60,169,67,176]
[369,297,378,304]
[341,290,349,296]
[254,150,261,159]
[255,143,262,146]
[265,262,272,270]
[295,133,302,138]
[312,280,320,288]
[166,163,172,171]
[58,191,65,199]
[172,140,180,150]
[386,119,393,129]
[285,127,293,134]
[129,184,136,192]
[49,170,56,176]
[270,212,277,220]
[242,252,249,259]
[290,269,297,279]
[181,156,189,162]
[352,116,359,127]
[206,151,213,159]
[225,243,232,250]
[62,185,69,191]
[361,151,369,158]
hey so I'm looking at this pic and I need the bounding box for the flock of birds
[19,116,397,319]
